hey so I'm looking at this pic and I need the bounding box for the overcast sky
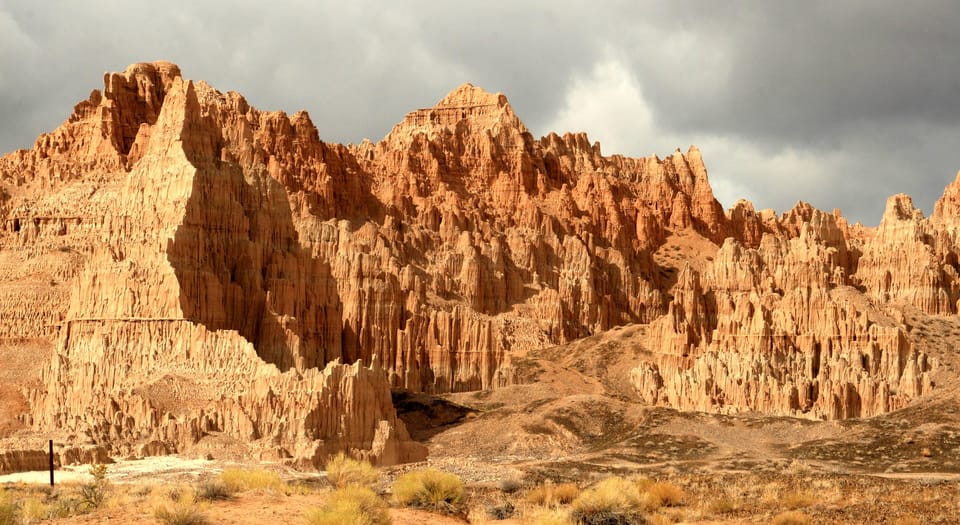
[2,1,958,225]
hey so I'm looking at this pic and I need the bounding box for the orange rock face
[0,62,956,468]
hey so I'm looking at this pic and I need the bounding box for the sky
[1,1,958,225]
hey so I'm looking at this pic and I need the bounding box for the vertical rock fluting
[2,59,959,469]
[13,66,424,467]
[633,209,938,419]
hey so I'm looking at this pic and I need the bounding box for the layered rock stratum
[0,62,956,470]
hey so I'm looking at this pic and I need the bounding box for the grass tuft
[645,482,685,507]
[305,486,390,525]
[392,469,464,513]
[154,501,211,525]
[772,510,813,525]
[325,452,379,489]
[570,477,645,525]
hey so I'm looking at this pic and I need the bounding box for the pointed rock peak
[782,201,815,221]
[387,83,527,140]
[110,61,182,96]
[882,193,921,222]
[933,170,960,222]
[435,82,509,110]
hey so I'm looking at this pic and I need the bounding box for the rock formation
[0,62,957,470]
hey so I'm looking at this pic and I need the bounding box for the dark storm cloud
[1,1,958,224]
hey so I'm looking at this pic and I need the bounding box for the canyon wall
[1,62,959,466]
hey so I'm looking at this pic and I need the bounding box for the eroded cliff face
[1,62,958,468]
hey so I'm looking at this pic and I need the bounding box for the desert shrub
[570,477,645,525]
[305,486,389,525]
[645,482,684,507]
[498,477,523,494]
[772,510,812,525]
[0,490,17,525]
[220,468,285,493]
[486,501,515,519]
[79,463,110,510]
[527,482,580,507]
[154,501,211,525]
[782,491,816,509]
[195,478,235,501]
[392,469,464,512]
[325,452,379,489]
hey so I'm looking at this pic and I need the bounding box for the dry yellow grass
[891,516,922,525]
[305,486,389,525]
[706,495,741,515]
[154,500,211,525]
[529,508,571,525]
[219,468,286,493]
[0,489,17,525]
[646,514,673,525]
[782,490,816,509]
[324,452,379,489]
[772,510,813,525]
[526,482,580,507]
[392,469,464,512]
[19,497,48,524]
[570,477,645,525]
[645,482,685,507]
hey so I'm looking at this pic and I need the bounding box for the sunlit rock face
[1,62,955,470]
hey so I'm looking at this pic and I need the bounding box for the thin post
[48,440,54,487]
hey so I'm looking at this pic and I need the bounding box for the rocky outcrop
[1,59,959,469]
[633,205,939,419]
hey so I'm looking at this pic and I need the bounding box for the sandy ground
[0,456,225,485]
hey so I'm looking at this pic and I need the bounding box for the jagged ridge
[1,61,960,469]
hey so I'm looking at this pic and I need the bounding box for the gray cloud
[1,1,957,224]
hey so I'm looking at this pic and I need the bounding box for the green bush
[391,469,464,513]
[78,463,109,511]
[325,452,379,489]
[305,486,390,525]
[570,477,645,525]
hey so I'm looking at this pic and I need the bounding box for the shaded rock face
[0,61,958,469]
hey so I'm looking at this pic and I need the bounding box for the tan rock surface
[1,62,959,471]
